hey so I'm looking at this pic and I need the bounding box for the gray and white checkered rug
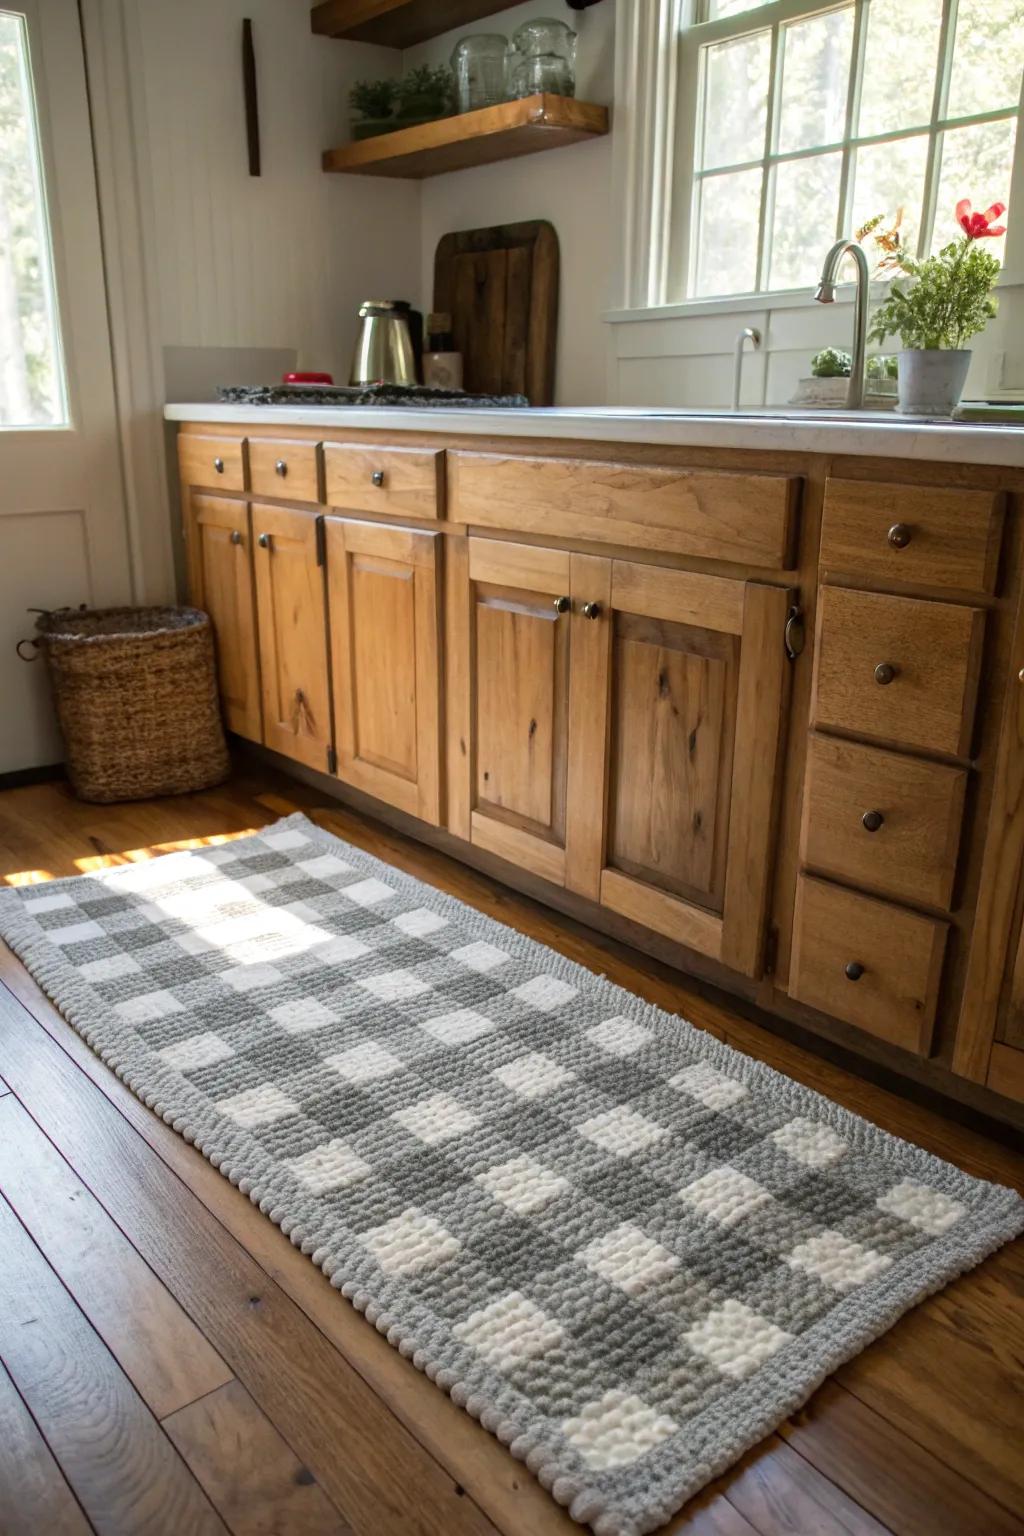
[1,812,1021,1536]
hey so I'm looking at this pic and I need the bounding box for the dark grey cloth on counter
[217,383,530,408]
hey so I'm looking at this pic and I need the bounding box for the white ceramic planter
[896,349,972,417]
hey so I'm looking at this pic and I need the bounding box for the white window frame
[609,0,1024,316]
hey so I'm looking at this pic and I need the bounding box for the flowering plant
[868,197,1006,352]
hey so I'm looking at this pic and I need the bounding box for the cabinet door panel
[326,518,441,824]
[251,503,331,772]
[185,494,261,741]
[572,557,792,977]
[460,539,572,883]
[607,614,736,908]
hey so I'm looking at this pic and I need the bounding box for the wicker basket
[30,606,230,803]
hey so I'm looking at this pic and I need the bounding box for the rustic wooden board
[434,219,559,406]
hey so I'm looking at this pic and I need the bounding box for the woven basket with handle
[25,606,230,803]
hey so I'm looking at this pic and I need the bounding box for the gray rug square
[1,811,1020,1536]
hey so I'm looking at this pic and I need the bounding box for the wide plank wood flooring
[0,770,1021,1536]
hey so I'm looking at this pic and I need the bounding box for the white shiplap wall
[136,0,423,385]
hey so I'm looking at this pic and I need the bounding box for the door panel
[186,494,260,741]
[572,556,793,977]
[326,518,441,824]
[462,538,572,883]
[607,614,737,909]
[251,503,331,772]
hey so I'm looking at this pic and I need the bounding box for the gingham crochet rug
[1,812,1020,1536]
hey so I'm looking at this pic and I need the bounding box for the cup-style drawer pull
[553,595,571,614]
[371,469,385,487]
[230,529,243,546]
[862,809,885,832]
[874,661,898,685]
[258,532,271,549]
[887,522,912,549]
[275,459,288,477]
[582,601,602,620]
[845,961,865,981]
[213,456,225,474]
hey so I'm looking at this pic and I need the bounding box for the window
[0,9,67,428]
[680,0,1024,300]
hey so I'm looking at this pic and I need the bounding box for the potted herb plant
[395,65,454,127]
[868,198,1007,416]
[349,77,399,141]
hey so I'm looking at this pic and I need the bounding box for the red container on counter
[283,372,334,384]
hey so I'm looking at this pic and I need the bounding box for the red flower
[956,198,1007,239]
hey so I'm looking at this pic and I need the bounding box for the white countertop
[164,402,1024,469]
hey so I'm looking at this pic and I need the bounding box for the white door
[1,0,133,773]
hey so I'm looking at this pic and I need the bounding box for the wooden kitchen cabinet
[451,538,793,976]
[325,517,442,824]
[251,503,333,773]
[184,494,262,742]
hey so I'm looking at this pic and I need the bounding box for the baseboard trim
[0,763,67,792]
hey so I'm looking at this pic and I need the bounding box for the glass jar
[451,34,509,114]
[508,18,577,100]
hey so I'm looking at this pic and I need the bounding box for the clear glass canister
[451,34,509,113]
[508,18,577,99]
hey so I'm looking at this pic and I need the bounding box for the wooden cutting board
[433,221,559,406]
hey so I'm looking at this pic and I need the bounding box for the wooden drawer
[812,586,985,757]
[790,875,947,1055]
[448,452,800,567]
[801,735,967,909]
[178,434,247,493]
[324,442,444,520]
[249,438,320,502]
[821,478,1003,595]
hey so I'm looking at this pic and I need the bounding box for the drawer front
[249,438,320,502]
[178,434,246,493]
[324,442,444,520]
[821,479,1003,594]
[801,734,967,909]
[812,586,984,757]
[448,452,800,568]
[790,875,947,1055]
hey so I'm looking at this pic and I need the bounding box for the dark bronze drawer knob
[257,532,270,549]
[230,529,243,546]
[553,596,571,614]
[213,456,225,474]
[371,469,385,487]
[275,459,288,477]
[845,961,865,981]
[887,522,912,549]
[582,601,602,620]
[874,662,898,685]
[862,809,885,832]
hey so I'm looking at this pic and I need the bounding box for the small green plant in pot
[349,77,399,140]
[868,197,1006,416]
[395,65,454,126]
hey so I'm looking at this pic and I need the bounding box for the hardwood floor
[0,769,1021,1536]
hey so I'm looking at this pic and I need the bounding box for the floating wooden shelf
[312,0,517,49]
[323,95,609,179]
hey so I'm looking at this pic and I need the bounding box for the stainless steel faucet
[732,327,761,411]
[814,239,870,410]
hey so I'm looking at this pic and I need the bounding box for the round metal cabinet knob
[275,459,288,477]
[371,469,385,487]
[862,809,885,832]
[229,529,243,546]
[553,596,571,614]
[845,961,865,981]
[887,522,912,549]
[874,661,898,685]
[582,602,602,620]
[213,456,225,474]
[257,532,270,549]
